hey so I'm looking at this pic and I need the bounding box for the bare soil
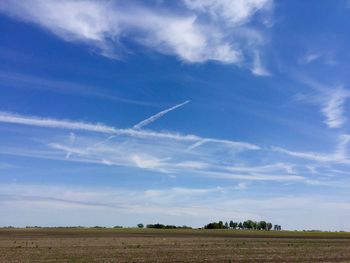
[1,228,350,262]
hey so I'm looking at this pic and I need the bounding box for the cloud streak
[0,111,347,185]
[295,75,350,129]
[251,51,270,76]
[272,134,350,164]
[133,100,190,129]
[2,111,350,187]
[0,111,259,151]
[183,0,273,25]
[298,53,321,64]
[321,87,350,128]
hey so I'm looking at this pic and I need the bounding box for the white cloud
[321,87,350,128]
[144,187,222,198]
[235,182,249,190]
[0,111,259,153]
[201,170,306,182]
[45,137,306,183]
[186,138,260,151]
[298,53,321,64]
[296,75,350,129]
[298,52,338,66]
[175,161,209,169]
[226,163,295,174]
[182,0,272,25]
[272,146,337,163]
[251,51,271,76]
[130,154,169,172]
[335,134,350,159]
[0,0,272,70]
[133,100,190,130]
[135,13,242,64]
[0,111,345,185]
[0,111,117,133]
[0,0,120,57]
[1,184,349,230]
[4,111,350,187]
[272,135,350,164]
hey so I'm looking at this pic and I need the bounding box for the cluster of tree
[145,223,192,229]
[204,220,281,231]
[274,224,282,231]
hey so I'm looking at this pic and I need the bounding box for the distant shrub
[146,223,165,229]
[146,224,192,229]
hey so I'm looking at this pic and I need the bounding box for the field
[1,228,350,262]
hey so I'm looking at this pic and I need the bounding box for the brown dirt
[1,228,350,262]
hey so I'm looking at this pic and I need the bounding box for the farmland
[1,228,350,262]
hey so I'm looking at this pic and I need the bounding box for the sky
[0,0,350,231]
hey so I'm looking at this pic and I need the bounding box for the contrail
[0,111,260,151]
[65,132,76,159]
[186,140,208,151]
[133,100,190,130]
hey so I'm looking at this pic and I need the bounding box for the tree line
[141,223,192,229]
[204,220,281,231]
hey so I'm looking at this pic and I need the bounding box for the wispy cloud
[186,138,260,151]
[2,183,349,230]
[298,52,338,66]
[295,75,350,129]
[272,146,337,163]
[182,0,272,26]
[272,134,350,163]
[298,53,321,64]
[1,111,347,185]
[129,154,170,173]
[0,111,259,151]
[0,0,272,72]
[251,51,271,76]
[321,87,350,128]
[235,182,249,190]
[0,110,325,185]
[226,163,295,174]
[335,134,350,159]
[133,100,190,129]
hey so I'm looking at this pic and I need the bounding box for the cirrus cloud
[0,0,272,72]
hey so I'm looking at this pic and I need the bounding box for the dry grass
[1,228,350,262]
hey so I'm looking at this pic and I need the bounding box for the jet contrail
[0,111,260,151]
[133,100,190,129]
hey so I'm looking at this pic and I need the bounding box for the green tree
[229,220,234,229]
[266,222,272,231]
[243,220,255,230]
[259,221,267,230]
[238,222,243,229]
[252,221,257,230]
[204,222,224,229]
[274,224,281,231]
[224,222,229,229]
[137,223,144,228]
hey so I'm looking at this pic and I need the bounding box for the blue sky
[1,0,350,230]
